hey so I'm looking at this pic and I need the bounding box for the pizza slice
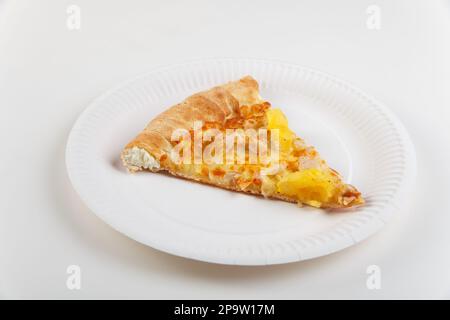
[121,76,364,209]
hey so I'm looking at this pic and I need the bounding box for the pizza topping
[276,169,336,207]
[201,166,209,177]
[266,108,289,129]
[212,167,226,177]
[261,175,277,197]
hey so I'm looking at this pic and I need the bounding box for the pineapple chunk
[278,128,294,154]
[267,108,294,154]
[277,169,335,206]
[267,108,289,129]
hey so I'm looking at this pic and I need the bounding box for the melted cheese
[123,146,160,170]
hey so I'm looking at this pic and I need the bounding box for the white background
[1,0,450,299]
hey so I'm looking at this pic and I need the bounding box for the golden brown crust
[124,76,261,158]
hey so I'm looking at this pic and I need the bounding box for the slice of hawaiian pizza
[121,76,364,209]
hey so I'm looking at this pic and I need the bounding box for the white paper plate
[66,58,416,265]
